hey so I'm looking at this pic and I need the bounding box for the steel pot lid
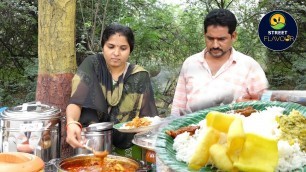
[83,122,113,132]
[0,101,61,120]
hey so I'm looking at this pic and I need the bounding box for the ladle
[83,145,108,158]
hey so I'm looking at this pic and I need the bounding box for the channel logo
[258,10,298,51]
[270,13,286,30]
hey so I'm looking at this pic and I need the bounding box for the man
[171,9,268,116]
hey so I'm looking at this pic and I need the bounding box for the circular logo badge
[270,13,286,30]
[258,10,298,51]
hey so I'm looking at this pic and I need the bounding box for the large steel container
[0,101,61,162]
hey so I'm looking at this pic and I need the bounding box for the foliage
[1,0,305,109]
[230,1,267,66]
[74,0,206,114]
[75,0,204,68]
[0,0,38,106]
[259,0,306,90]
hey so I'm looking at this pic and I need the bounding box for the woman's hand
[65,104,83,148]
[66,122,84,148]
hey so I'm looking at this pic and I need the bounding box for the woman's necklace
[108,63,127,83]
[112,79,117,85]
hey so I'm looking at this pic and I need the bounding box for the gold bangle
[66,121,82,130]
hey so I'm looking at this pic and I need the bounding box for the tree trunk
[37,0,76,159]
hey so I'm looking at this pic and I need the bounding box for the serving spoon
[83,145,109,158]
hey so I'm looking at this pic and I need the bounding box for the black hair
[101,23,135,52]
[204,9,237,35]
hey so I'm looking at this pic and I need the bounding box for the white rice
[173,119,207,163]
[173,132,197,162]
[149,116,163,125]
[237,106,284,138]
[277,140,306,172]
[172,106,306,171]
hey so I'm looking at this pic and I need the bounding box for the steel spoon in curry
[83,145,109,159]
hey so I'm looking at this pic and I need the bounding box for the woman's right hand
[65,104,83,148]
[66,122,84,148]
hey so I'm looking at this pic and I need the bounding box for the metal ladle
[83,145,108,158]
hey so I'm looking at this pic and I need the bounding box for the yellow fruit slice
[206,111,235,133]
[233,133,278,172]
[188,127,220,170]
[227,118,245,162]
[210,144,234,171]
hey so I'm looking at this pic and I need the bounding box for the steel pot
[74,122,113,155]
[0,101,61,162]
[47,154,141,172]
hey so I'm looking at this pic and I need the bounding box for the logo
[270,13,286,30]
[258,10,298,51]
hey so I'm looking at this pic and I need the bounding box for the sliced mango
[209,144,234,171]
[188,110,278,172]
[233,133,278,172]
[206,111,235,133]
[188,127,220,170]
[227,118,245,162]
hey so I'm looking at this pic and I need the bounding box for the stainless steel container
[0,101,61,162]
[74,122,113,155]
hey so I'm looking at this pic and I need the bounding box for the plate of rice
[155,101,306,172]
[114,116,163,133]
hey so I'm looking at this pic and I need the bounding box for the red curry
[60,156,139,172]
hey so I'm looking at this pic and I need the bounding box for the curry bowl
[54,154,140,172]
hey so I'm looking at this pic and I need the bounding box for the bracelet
[66,121,82,130]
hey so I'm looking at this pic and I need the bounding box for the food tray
[155,101,306,172]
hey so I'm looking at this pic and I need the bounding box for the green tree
[259,0,306,89]
[37,0,77,158]
[1,0,304,110]
[0,0,38,106]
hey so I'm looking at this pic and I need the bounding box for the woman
[66,23,158,159]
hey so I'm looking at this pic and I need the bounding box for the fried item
[234,106,256,117]
[125,116,152,128]
[166,126,200,139]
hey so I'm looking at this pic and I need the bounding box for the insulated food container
[0,101,61,162]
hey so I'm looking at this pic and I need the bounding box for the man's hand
[236,90,263,102]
